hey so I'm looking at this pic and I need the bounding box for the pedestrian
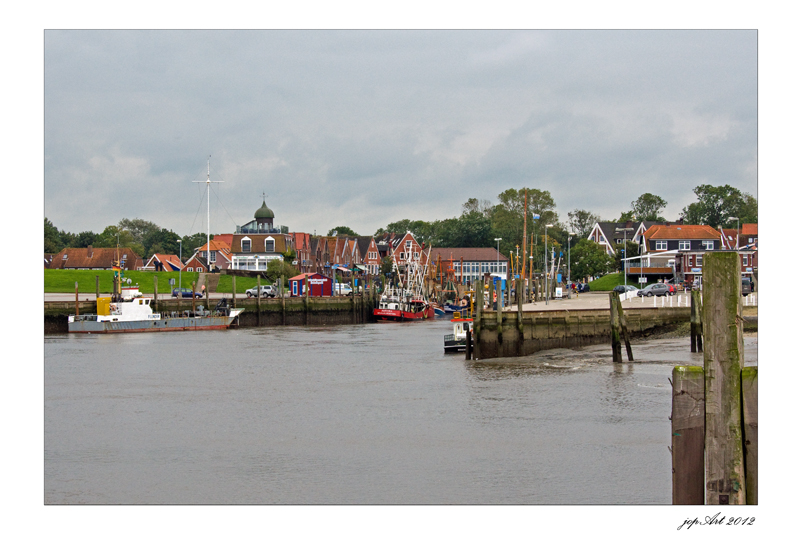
[201,284,206,295]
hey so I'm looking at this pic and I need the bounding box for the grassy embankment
[588,273,625,291]
[44,270,281,294]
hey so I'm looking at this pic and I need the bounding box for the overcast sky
[44,29,757,237]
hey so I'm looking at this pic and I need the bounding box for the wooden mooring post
[465,328,472,360]
[191,281,197,315]
[671,365,705,504]
[742,367,758,505]
[232,276,236,309]
[703,252,746,505]
[256,274,262,326]
[95,275,100,299]
[690,289,703,352]
[75,281,79,317]
[609,292,633,362]
[153,276,158,312]
[473,282,483,360]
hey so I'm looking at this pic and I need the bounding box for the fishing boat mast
[193,156,223,269]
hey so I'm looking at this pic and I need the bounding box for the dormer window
[63,254,68,260]
[265,237,275,253]
[242,238,251,253]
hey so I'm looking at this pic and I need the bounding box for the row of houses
[45,199,756,289]
[588,220,758,285]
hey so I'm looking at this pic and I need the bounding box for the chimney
[87,245,93,258]
[626,220,633,228]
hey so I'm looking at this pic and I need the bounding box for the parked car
[335,283,353,296]
[613,285,638,294]
[172,288,203,298]
[741,278,752,296]
[246,285,277,298]
[637,283,671,297]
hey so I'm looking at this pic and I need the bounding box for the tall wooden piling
[191,281,197,315]
[671,365,705,505]
[231,276,236,309]
[742,366,758,505]
[609,293,622,363]
[304,276,310,325]
[95,275,100,299]
[256,274,262,326]
[703,252,746,505]
[465,328,472,360]
[280,276,286,325]
[473,283,483,359]
[153,276,158,312]
[516,284,524,356]
[691,289,703,352]
[75,281,79,317]
[614,292,633,361]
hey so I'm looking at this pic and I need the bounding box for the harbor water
[44,321,758,504]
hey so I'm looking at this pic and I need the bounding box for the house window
[242,238,251,253]
[414,252,419,259]
[188,267,194,272]
[197,267,203,272]
[63,254,68,260]
[696,255,703,267]
[656,241,667,251]
[702,241,714,250]
[687,256,692,267]
[405,240,412,249]
[599,235,605,243]
[399,252,405,260]
[742,255,749,266]
[748,238,753,243]
[265,238,275,252]
[679,241,690,251]
[210,251,216,262]
[616,239,622,244]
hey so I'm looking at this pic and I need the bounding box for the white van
[335,283,353,295]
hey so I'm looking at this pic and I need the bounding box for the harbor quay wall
[474,306,757,360]
[44,293,379,333]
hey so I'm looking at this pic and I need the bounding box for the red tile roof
[51,247,143,270]
[741,223,757,235]
[643,225,721,241]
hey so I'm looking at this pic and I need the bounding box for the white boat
[443,312,473,353]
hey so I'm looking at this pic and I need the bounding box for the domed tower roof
[254,200,274,220]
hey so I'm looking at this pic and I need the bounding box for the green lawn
[588,272,625,291]
[44,269,285,294]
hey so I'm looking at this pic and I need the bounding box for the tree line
[45,217,209,263]
[46,183,756,281]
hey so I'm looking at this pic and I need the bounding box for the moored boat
[444,311,473,353]
[69,294,243,333]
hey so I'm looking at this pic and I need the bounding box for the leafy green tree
[143,228,181,257]
[567,209,600,240]
[379,255,395,277]
[570,239,614,280]
[118,218,161,244]
[462,197,494,217]
[94,225,144,258]
[265,258,299,284]
[613,240,638,271]
[179,233,209,261]
[73,231,98,248]
[328,226,358,236]
[631,193,667,222]
[45,218,64,253]
[492,188,558,258]
[680,184,754,228]
[617,210,636,223]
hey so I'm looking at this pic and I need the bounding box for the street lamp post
[544,224,553,305]
[615,227,633,285]
[177,239,182,289]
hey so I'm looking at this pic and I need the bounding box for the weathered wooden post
[304,275,310,325]
[496,279,503,345]
[742,366,758,505]
[280,276,286,325]
[153,275,159,313]
[703,252,746,505]
[516,283,524,356]
[465,328,472,360]
[256,274,262,326]
[75,281,79,317]
[96,275,100,299]
[232,276,236,309]
[609,293,622,363]
[191,281,197,315]
[614,292,633,361]
[671,365,705,505]
[690,289,703,352]
[474,283,483,360]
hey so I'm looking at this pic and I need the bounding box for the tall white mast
[193,156,223,269]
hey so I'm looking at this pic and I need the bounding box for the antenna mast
[193,155,223,270]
